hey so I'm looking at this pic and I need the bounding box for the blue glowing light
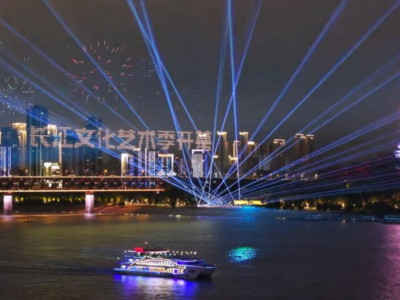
[227,247,258,263]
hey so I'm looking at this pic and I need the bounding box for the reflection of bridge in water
[0,176,165,215]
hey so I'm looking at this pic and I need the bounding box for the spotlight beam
[218,65,400,195]
[206,0,262,198]
[218,0,400,194]
[43,0,150,131]
[237,136,397,198]
[136,0,237,203]
[220,109,399,197]
[220,0,348,195]
[250,0,349,141]
[126,0,211,203]
[0,18,139,131]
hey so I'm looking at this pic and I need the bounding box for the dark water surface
[0,211,400,300]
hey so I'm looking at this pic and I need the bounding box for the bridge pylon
[3,194,13,215]
[85,192,94,214]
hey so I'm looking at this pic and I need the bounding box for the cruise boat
[382,215,400,224]
[114,247,216,280]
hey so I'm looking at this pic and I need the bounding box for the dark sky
[0,0,399,156]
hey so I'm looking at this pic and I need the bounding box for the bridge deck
[0,189,165,193]
[0,177,165,193]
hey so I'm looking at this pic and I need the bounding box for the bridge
[0,176,165,215]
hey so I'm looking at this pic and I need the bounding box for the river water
[0,210,399,300]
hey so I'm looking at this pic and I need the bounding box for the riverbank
[0,204,355,219]
[2,203,399,222]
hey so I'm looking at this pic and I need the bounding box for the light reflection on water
[2,213,400,299]
[114,274,204,298]
[227,247,258,263]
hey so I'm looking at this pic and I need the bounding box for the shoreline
[1,205,395,222]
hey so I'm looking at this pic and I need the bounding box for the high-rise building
[270,139,286,173]
[147,149,158,176]
[1,126,19,173]
[203,150,210,178]
[257,143,270,174]
[120,149,142,176]
[121,153,134,176]
[239,132,249,174]
[46,125,62,166]
[245,141,259,178]
[0,146,11,176]
[294,133,315,171]
[307,134,315,156]
[133,149,144,176]
[27,105,48,176]
[216,131,229,177]
[62,128,79,176]
[232,140,241,158]
[192,149,204,178]
[211,154,219,178]
[230,140,242,179]
[174,156,187,177]
[157,153,174,176]
[12,123,27,172]
[83,115,102,175]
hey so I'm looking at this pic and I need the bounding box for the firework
[70,40,135,104]
[0,75,35,115]
[138,57,155,79]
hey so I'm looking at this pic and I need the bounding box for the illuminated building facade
[192,149,204,178]
[121,153,134,176]
[147,149,158,176]
[43,162,61,176]
[12,123,27,172]
[245,141,259,178]
[216,131,229,177]
[157,153,174,176]
[1,126,19,174]
[231,140,242,178]
[294,133,315,171]
[257,143,270,174]
[27,105,48,176]
[239,132,249,172]
[46,125,62,169]
[0,146,11,176]
[83,115,102,175]
[174,156,187,177]
[270,139,286,173]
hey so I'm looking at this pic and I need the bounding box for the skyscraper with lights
[12,123,27,172]
[294,133,315,172]
[26,105,48,176]
[192,149,204,178]
[216,131,229,177]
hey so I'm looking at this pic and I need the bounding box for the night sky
[1,0,399,155]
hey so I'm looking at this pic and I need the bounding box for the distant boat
[340,215,378,223]
[382,215,400,224]
[289,214,328,221]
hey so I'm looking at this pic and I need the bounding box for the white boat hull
[114,265,215,280]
